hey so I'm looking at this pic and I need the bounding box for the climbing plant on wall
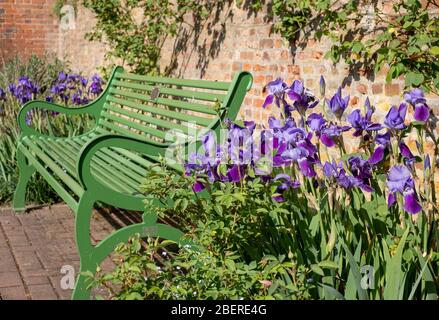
[269,0,439,93]
[81,0,209,75]
[79,0,439,91]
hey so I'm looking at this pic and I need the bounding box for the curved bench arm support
[76,134,168,190]
[17,66,124,137]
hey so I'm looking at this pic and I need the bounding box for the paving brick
[36,253,64,270]
[8,236,30,247]
[0,286,28,300]
[0,214,21,227]
[0,248,18,272]
[0,205,123,299]
[28,284,58,300]
[17,214,40,226]
[14,251,43,271]
[23,275,50,286]
[50,205,74,219]
[0,271,23,288]
[0,229,8,248]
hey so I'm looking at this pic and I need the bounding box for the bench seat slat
[98,120,169,144]
[100,111,168,140]
[36,138,77,176]
[115,72,231,91]
[106,96,213,127]
[112,80,225,103]
[109,88,218,115]
[17,143,79,211]
[21,138,84,197]
[103,104,193,136]
[72,135,154,180]
[66,138,148,191]
[97,148,147,182]
[51,138,142,193]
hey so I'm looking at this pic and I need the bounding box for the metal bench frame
[13,66,252,299]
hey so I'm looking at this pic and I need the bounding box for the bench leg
[13,148,35,212]
[72,196,188,300]
[72,193,96,300]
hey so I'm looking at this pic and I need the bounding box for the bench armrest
[17,100,102,136]
[18,66,124,137]
[76,134,168,189]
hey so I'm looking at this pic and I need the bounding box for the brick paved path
[0,204,142,300]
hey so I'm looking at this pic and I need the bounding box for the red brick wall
[1,0,438,122]
[0,1,438,191]
[0,0,58,63]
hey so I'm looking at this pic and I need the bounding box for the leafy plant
[270,0,439,92]
[53,0,79,18]
[82,0,209,75]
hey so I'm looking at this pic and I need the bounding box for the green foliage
[92,235,314,300]
[0,55,69,204]
[92,163,438,300]
[270,0,439,92]
[82,0,209,75]
[53,0,79,17]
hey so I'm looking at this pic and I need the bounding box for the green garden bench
[13,66,253,299]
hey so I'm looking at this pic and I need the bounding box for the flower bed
[91,77,438,300]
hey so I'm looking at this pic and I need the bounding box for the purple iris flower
[272,173,300,202]
[399,142,416,167]
[404,88,430,122]
[323,160,342,178]
[226,165,244,183]
[89,74,104,95]
[386,165,422,214]
[404,88,426,105]
[8,83,16,96]
[375,132,391,147]
[337,174,363,191]
[425,154,431,171]
[347,99,383,137]
[72,91,83,105]
[348,156,374,191]
[320,124,350,147]
[80,76,88,87]
[328,87,349,119]
[307,113,326,134]
[287,80,319,115]
[281,146,316,177]
[268,116,282,129]
[226,120,255,164]
[192,180,205,193]
[9,76,39,105]
[323,160,371,192]
[368,145,386,165]
[384,103,407,130]
[368,131,391,164]
[0,87,6,102]
[319,75,326,97]
[413,104,430,122]
[58,72,67,82]
[348,156,372,180]
[263,78,288,109]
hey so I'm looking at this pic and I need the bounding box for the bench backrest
[96,67,253,145]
